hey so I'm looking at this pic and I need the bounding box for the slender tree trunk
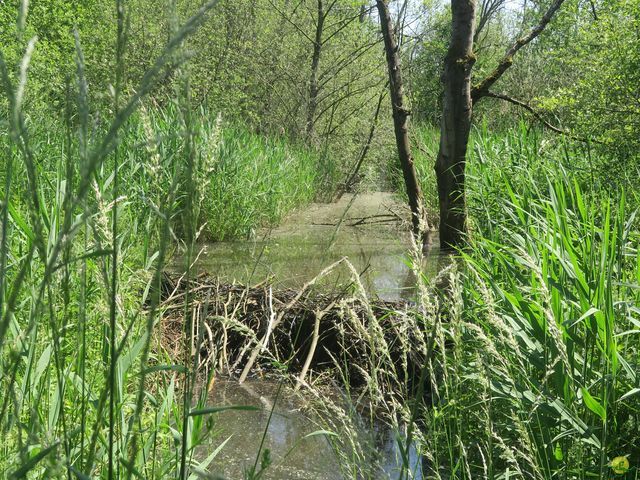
[376,0,427,241]
[359,4,367,23]
[435,0,476,250]
[306,0,325,140]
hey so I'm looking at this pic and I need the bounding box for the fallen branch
[296,301,336,389]
[311,213,404,227]
[238,257,349,383]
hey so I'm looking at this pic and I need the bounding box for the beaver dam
[159,264,444,478]
[160,194,448,478]
[160,264,435,386]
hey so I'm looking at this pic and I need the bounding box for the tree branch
[474,0,505,43]
[339,87,387,197]
[471,0,566,102]
[267,0,315,44]
[485,91,605,144]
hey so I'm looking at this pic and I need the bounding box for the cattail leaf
[619,388,640,402]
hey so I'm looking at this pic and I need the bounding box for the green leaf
[52,249,113,272]
[10,443,59,479]
[188,435,232,480]
[554,442,564,461]
[581,387,606,421]
[8,200,34,242]
[619,388,640,402]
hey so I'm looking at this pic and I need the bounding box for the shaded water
[201,380,422,480]
[179,193,443,302]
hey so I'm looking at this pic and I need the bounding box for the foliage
[0,1,330,476]
[415,156,640,477]
[533,0,640,169]
[439,131,639,478]
[196,121,323,240]
[1,0,640,478]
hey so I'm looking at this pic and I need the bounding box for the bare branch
[322,6,374,46]
[485,91,606,144]
[267,0,315,44]
[340,87,388,196]
[472,0,566,102]
[474,0,505,42]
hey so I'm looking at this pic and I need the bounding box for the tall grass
[2,1,639,477]
[0,0,328,476]
[301,127,640,479]
[187,121,321,241]
[414,172,639,478]
[408,127,639,478]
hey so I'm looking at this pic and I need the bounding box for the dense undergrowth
[1,11,639,480]
[303,132,640,479]
[3,91,640,477]
[1,3,332,475]
[418,162,640,479]
[0,89,328,480]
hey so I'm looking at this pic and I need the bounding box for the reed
[1,1,638,477]
[300,126,640,479]
[0,1,248,477]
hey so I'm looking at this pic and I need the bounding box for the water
[177,193,443,302]
[200,379,423,479]
[186,193,438,477]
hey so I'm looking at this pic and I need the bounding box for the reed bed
[0,2,325,477]
[1,1,638,477]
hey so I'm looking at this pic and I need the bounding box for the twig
[311,213,403,227]
[296,301,336,390]
[238,257,349,383]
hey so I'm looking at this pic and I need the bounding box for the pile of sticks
[158,258,426,387]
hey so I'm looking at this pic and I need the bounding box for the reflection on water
[173,193,444,302]
[176,225,442,303]
[202,380,340,479]
[188,195,436,477]
[200,380,422,479]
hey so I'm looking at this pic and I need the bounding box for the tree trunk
[435,0,476,250]
[376,0,427,241]
[306,0,325,140]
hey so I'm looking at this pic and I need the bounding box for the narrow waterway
[200,379,423,479]
[177,193,443,302]
[181,193,441,478]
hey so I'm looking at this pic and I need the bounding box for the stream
[178,193,443,478]
[180,193,443,302]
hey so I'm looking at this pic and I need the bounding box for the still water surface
[179,193,443,302]
[201,380,423,479]
[186,194,438,478]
